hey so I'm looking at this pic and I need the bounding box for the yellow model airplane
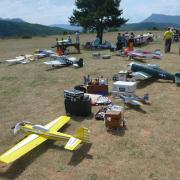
[0,116,90,164]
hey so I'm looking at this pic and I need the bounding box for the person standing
[75,31,80,44]
[122,34,128,47]
[116,33,123,50]
[163,27,174,53]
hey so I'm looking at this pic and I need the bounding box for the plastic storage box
[112,81,136,97]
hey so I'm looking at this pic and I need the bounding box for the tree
[69,0,128,43]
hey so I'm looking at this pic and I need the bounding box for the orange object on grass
[57,47,64,55]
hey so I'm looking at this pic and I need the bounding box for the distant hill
[0,18,26,23]
[142,14,180,25]
[50,24,83,32]
[119,22,180,31]
[0,20,71,38]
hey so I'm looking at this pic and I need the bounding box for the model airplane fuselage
[129,63,175,82]
[0,116,90,164]
[128,49,162,60]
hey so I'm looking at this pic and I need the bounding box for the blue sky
[0,0,179,25]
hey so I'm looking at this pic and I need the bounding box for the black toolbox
[64,95,92,116]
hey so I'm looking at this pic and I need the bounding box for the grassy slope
[0,20,68,37]
[0,32,180,180]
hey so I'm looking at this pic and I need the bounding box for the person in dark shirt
[116,33,123,50]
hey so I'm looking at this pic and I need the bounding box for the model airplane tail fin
[74,127,90,143]
[77,58,84,67]
[143,93,149,101]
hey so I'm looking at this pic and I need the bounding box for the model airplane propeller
[0,116,90,164]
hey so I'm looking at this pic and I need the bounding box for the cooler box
[105,107,124,129]
[87,85,108,96]
[112,81,136,97]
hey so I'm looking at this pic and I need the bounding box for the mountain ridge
[142,14,180,25]
[0,20,71,38]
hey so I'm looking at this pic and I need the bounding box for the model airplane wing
[44,60,66,66]
[64,137,82,151]
[131,71,152,80]
[0,134,47,163]
[45,116,70,131]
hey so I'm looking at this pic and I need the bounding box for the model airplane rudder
[75,127,90,143]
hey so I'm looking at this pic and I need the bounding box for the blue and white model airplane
[44,55,83,68]
[128,63,176,82]
[120,94,150,107]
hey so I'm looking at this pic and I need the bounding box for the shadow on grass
[125,105,147,114]
[46,65,83,72]
[0,140,63,179]
[137,78,174,89]
[136,78,157,89]
[68,143,93,166]
[107,126,127,136]
[46,65,69,71]
[128,58,147,63]
[70,113,94,122]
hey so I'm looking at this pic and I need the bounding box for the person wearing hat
[163,27,174,53]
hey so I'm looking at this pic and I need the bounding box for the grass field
[0,32,180,180]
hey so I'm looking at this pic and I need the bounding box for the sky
[0,0,179,25]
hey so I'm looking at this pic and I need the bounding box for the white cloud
[0,0,75,25]
[121,0,180,23]
[0,0,179,25]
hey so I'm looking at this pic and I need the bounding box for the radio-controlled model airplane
[120,94,150,107]
[5,55,34,65]
[0,116,90,164]
[44,55,83,68]
[128,49,162,60]
[128,63,176,82]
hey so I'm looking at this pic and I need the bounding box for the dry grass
[0,32,180,180]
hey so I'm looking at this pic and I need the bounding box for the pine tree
[69,0,128,43]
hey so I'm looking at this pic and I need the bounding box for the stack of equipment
[84,75,109,96]
[105,106,125,129]
[64,89,92,116]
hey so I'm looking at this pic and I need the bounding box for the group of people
[116,32,135,52]
[115,28,178,54]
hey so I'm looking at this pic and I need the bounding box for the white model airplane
[5,55,34,65]
[44,55,84,68]
[0,116,90,164]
